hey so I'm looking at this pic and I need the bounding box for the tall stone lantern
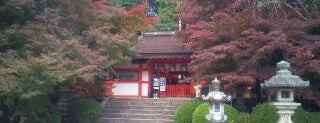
[202,78,232,123]
[261,60,309,123]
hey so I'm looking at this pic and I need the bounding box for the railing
[160,84,193,98]
[105,81,194,98]
[104,81,113,96]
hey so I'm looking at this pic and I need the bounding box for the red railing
[105,81,193,98]
[104,81,113,96]
[160,84,193,98]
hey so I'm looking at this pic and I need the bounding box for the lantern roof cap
[262,60,309,88]
[212,77,221,91]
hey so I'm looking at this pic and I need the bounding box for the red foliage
[71,81,112,98]
[91,0,105,9]
[177,0,320,88]
[126,4,146,16]
[125,4,157,27]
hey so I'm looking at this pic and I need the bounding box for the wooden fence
[160,84,193,98]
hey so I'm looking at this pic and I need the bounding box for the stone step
[97,98,193,123]
[111,98,193,101]
[96,118,173,123]
[104,105,178,110]
[108,100,184,106]
[103,109,176,115]
[110,98,193,104]
[101,113,174,120]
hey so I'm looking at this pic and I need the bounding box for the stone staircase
[96,98,193,123]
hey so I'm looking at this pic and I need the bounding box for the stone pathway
[96,98,193,123]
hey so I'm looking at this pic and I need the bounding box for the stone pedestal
[271,102,300,123]
[206,114,227,123]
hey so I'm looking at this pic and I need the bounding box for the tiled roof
[135,32,192,57]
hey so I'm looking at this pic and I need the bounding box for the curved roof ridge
[134,31,192,58]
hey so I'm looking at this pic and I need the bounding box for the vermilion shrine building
[106,31,194,98]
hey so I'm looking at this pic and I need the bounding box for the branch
[283,2,308,20]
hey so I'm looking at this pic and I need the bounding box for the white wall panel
[141,83,149,96]
[112,83,139,96]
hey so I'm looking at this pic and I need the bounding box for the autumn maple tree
[177,0,320,89]
[0,0,150,122]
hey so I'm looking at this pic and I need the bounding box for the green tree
[107,0,143,9]
[154,0,178,31]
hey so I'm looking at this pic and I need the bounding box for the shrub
[292,107,307,123]
[192,103,238,123]
[224,104,239,122]
[307,112,320,123]
[0,101,9,123]
[68,98,102,123]
[12,95,60,123]
[192,102,209,123]
[174,101,203,123]
[250,103,278,123]
[292,107,320,123]
[235,113,252,123]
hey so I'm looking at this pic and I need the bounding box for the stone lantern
[261,60,309,123]
[202,77,232,123]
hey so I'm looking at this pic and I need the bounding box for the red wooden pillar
[138,64,142,98]
[148,60,155,98]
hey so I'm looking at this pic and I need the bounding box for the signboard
[142,71,149,81]
[159,77,166,91]
[153,78,160,90]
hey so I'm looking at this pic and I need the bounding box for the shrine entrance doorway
[149,58,193,98]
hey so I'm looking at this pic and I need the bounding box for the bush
[192,103,238,123]
[292,107,307,123]
[174,101,202,123]
[0,101,10,123]
[307,112,320,123]
[250,103,278,123]
[192,103,209,123]
[225,104,239,122]
[68,98,102,123]
[292,107,320,123]
[11,95,60,123]
[235,113,252,123]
